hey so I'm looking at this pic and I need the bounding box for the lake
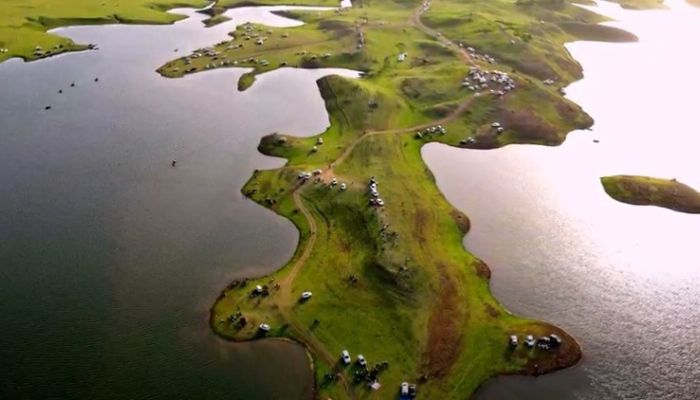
[0,5,357,399]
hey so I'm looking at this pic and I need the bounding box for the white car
[357,354,367,367]
[509,335,518,347]
[525,335,536,347]
[259,323,270,332]
[400,382,409,396]
[341,350,351,365]
[301,291,313,300]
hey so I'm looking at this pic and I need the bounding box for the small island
[601,175,700,214]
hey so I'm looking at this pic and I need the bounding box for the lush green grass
[601,175,700,214]
[0,0,210,62]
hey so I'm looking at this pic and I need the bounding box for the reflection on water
[424,1,700,399]
[0,5,355,400]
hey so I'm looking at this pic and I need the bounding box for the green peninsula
[601,175,700,214]
[158,0,616,398]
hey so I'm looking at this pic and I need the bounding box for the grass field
[601,175,700,214]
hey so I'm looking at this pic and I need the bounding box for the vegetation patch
[0,0,209,62]
[601,175,700,214]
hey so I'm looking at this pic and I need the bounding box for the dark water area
[424,1,700,399]
[0,6,356,399]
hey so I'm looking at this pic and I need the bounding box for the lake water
[0,5,358,399]
[423,1,700,399]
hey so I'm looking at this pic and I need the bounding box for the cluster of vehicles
[368,177,385,207]
[415,124,447,139]
[509,333,562,350]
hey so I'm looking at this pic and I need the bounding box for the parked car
[341,350,351,365]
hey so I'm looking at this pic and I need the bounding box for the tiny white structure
[357,354,367,367]
[259,323,270,332]
[509,335,518,347]
[550,334,562,345]
[400,382,409,396]
[341,350,351,364]
[525,335,536,347]
[397,52,407,62]
[301,291,313,300]
[340,183,347,191]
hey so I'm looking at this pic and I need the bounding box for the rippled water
[0,5,357,399]
[424,1,700,399]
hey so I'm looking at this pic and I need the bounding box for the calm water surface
[424,1,700,399]
[0,5,357,399]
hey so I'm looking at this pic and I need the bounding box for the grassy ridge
[601,175,700,214]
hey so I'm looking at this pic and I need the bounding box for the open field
[601,175,700,214]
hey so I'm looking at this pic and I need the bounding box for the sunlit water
[423,1,700,399]
[0,4,357,399]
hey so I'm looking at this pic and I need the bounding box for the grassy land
[601,175,700,214]
[0,0,210,62]
[156,0,616,398]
